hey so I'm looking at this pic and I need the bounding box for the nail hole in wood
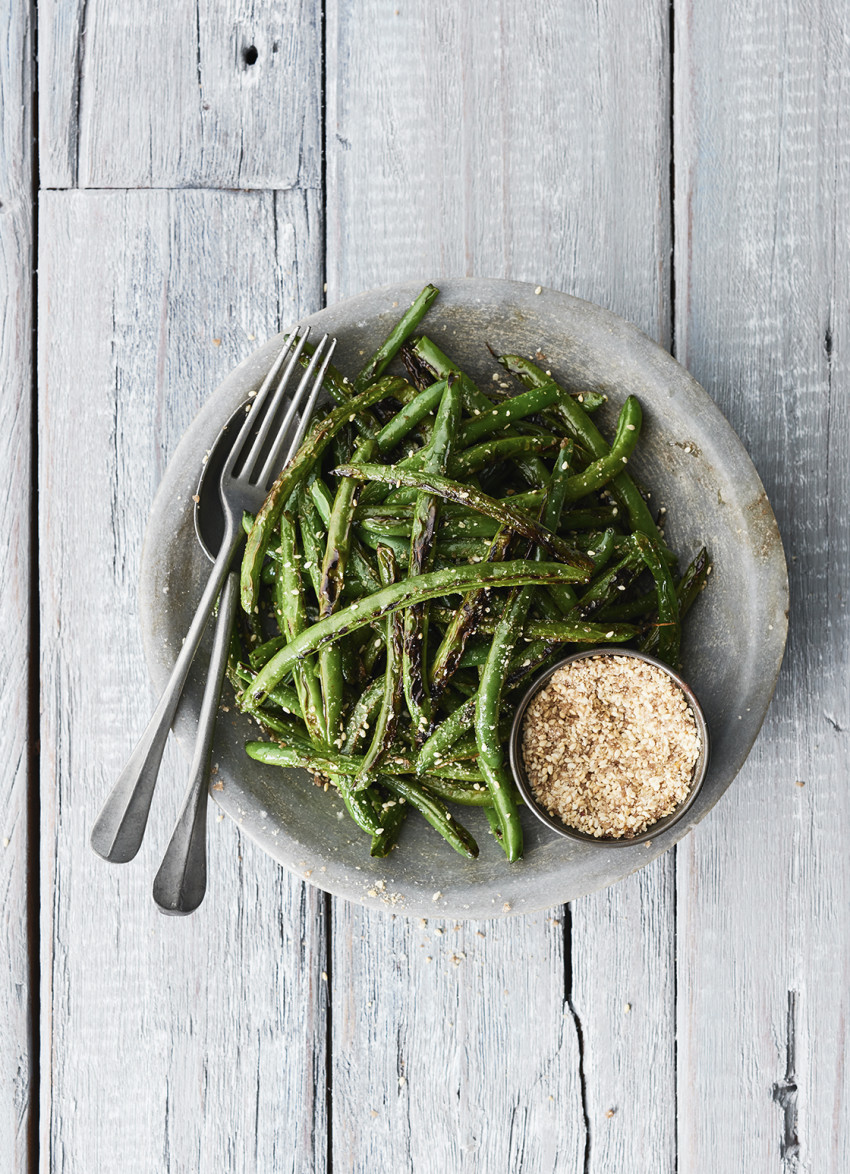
[243,45,259,66]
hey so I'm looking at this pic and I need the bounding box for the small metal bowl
[508,648,711,846]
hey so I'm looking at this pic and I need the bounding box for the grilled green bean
[403,376,461,738]
[332,464,593,569]
[248,561,594,705]
[475,585,531,861]
[353,285,439,392]
[497,354,662,543]
[241,380,398,614]
[633,531,681,664]
[357,546,404,786]
[377,774,479,859]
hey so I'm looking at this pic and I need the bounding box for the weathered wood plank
[674,1,850,1168]
[38,0,322,190]
[0,2,33,1171]
[326,0,671,344]
[333,907,585,1171]
[38,189,327,1173]
[324,3,676,1170]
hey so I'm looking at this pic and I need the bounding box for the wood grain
[674,1,850,1168]
[326,0,671,343]
[0,2,33,1170]
[324,3,677,1170]
[333,907,586,1172]
[38,189,328,1173]
[38,0,322,190]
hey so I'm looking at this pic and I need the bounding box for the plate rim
[138,277,789,919]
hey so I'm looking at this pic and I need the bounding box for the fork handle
[90,527,241,863]
[152,571,239,914]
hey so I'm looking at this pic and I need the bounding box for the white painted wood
[325,3,677,1170]
[326,0,671,344]
[0,2,32,1170]
[29,2,850,1168]
[333,906,586,1171]
[571,858,677,1170]
[38,189,328,1173]
[38,0,322,190]
[674,1,850,1169]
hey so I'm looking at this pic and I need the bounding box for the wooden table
[3,2,847,1169]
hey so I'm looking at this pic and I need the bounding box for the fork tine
[220,326,300,482]
[225,328,313,484]
[240,330,315,479]
[256,335,337,489]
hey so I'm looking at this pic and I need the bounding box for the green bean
[274,509,326,743]
[498,354,662,542]
[429,527,513,697]
[406,335,493,414]
[353,285,439,392]
[357,546,404,786]
[574,547,644,620]
[457,382,560,447]
[434,537,494,562]
[512,454,553,490]
[230,661,303,718]
[449,435,558,480]
[308,476,333,527]
[311,475,381,597]
[402,376,462,738]
[475,586,531,861]
[341,677,386,755]
[676,546,710,616]
[245,740,382,834]
[378,774,479,859]
[249,633,287,669]
[332,464,594,569]
[296,483,327,601]
[558,505,624,531]
[442,616,638,643]
[241,380,398,614]
[539,440,577,613]
[632,531,681,664]
[484,805,504,842]
[561,397,642,502]
[339,783,385,836]
[369,799,407,857]
[374,378,448,452]
[416,696,476,774]
[596,590,659,621]
[419,778,494,807]
[361,628,386,676]
[320,438,379,744]
[640,547,708,655]
[355,527,411,563]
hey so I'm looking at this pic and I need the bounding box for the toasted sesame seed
[521,655,701,839]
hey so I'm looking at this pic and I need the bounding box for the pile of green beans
[233,285,709,863]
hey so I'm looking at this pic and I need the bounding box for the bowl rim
[508,647,711,846]
[138,276,786,917]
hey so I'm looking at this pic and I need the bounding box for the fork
[151,339,337,913]
[90,327,336,864]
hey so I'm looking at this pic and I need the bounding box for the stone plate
[139,278,789,919]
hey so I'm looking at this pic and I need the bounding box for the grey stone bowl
[138,278,789,919]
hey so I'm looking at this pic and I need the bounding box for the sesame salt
[521,655,701,839]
